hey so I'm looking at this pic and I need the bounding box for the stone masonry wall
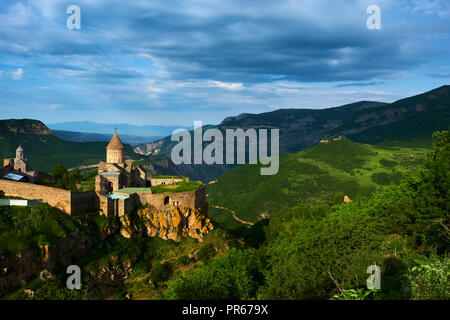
[136,185,207,212]
[0,180,97,216]
[151,178,183,186]
[70,191,97,216]
[0,179,72,214]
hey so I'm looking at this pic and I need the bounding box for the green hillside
[0,119,138,173]
[207,137,430,228]
[134,85,449,182]
[0,204,80,256]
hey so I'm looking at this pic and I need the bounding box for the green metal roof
[114,187,152,195]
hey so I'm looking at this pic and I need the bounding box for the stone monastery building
[0,133,206,217]
[95,131,148,194]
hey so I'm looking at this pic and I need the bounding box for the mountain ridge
[133,85,449,181]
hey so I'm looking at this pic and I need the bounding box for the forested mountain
[134,85,450,181]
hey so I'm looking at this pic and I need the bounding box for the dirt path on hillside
[211,205,254,226]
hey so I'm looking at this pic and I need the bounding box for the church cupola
[106,131,124,164]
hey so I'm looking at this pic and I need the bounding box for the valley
[0,86,448,301]
[134,85,450,181]
[207,137,429,228]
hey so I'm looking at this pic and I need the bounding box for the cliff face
[0,119,53,136]
[120,205,214,242]
[0,231,94,294]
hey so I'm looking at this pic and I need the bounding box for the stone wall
[139,185,207,212]
[0,178,207,218]
[0,179,72,214]
[151,178,183,186]
[0,180,97,216]
[98,193,114,217]
[193,185,208,211]
[71,191,97,216]
[3,158,14,168]
[101,185,207,217]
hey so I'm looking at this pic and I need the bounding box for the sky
[0,0,449,126]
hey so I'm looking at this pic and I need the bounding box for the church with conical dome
[95,131,147,194]
[0,130,207,220]
[106,131,125,164]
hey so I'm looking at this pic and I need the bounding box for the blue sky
[0,0,448,126]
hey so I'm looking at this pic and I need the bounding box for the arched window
[164,196,169,205]
[106,181,113,193]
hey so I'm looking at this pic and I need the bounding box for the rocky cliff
[120,205,214,242]
[0,231,95,294]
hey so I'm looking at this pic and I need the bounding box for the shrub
[333,192,346,205]
[196,243,216,262]
[260,207,385,299]
[8,277,90,300]
[165,249,265,300]
[379,159,397,167]
[178,255,191,266]
[408,258,450,300]
[149,261,173,284]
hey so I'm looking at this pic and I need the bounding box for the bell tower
[16,145,24,160]
[106,130,124,164]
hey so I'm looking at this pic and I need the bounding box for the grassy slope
[151,180,204,194]
[0,204,80,256]
[207,137,429,228]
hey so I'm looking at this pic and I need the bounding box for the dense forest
[164,131,449,300]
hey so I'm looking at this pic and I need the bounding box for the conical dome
[16,145,23,152]
[107,132,124,149]
[106,132,124,164]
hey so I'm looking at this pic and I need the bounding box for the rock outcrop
[120,205,214,242]
[83,258,133,299]
[0,231,95,294]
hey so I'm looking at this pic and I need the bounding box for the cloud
[0,0,448,125]
[177,80,244,91]
[335,81,385,87]
[0,0,446,83]
[48,104,63,109]
[408,0,450,16]
[9,68,24,80]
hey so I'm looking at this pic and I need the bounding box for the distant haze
[48,121,190,137]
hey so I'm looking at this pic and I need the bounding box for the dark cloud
[335,81,385,87]
[0,1,448,125]
[1,0,447,83]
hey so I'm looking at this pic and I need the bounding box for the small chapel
[1,145,38,183]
